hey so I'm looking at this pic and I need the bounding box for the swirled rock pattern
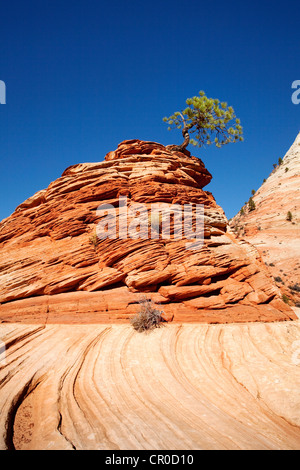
[0,139,296,323]
[0,316,300,450]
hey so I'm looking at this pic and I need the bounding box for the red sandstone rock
[0,139,296,324]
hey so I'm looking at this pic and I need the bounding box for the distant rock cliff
[0,139,295,323]
[230,132,300,306]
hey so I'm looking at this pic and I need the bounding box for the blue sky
[0,0,299,221]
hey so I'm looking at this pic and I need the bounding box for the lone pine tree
[163,90,243,152]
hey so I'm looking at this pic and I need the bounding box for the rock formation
[230,132,300,306]
[1,321,300,450]
[0,139,296,323]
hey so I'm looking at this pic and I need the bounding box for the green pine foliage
[282,294,290,305]
[248,197,256,212]
[163,90,243,149]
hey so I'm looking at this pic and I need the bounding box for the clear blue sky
[0,0,299,221]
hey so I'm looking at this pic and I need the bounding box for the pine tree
[163,91,243,152]
[248,197,256,212]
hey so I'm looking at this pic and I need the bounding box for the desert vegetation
[248,197,256,212]
[163,90,243,152]
[282,294,290,304]
[89,230,99,248]
[130,297,165,333]
[289,283,300,293]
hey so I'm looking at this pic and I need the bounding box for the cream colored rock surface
[1,320,300,450]
[231,132,300,305]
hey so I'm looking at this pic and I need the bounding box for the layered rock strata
[0,139,296,323]
[1,321,300,450]
[230,132,300,306]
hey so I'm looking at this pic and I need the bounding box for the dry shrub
[130,297,164,333]
[89,231,98,248]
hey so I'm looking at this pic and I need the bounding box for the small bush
[295,302,300,308]
[274,276,283,283]
[289,283,300,292]
[130,297,164,333]
[248,197,256,212]
[282,294,290,305]
[89,231,99,248]
[286,211,293,222]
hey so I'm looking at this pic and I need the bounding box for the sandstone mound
[230,132,300,306]
[0,139,296,323]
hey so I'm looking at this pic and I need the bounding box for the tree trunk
[179,126,190,151]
